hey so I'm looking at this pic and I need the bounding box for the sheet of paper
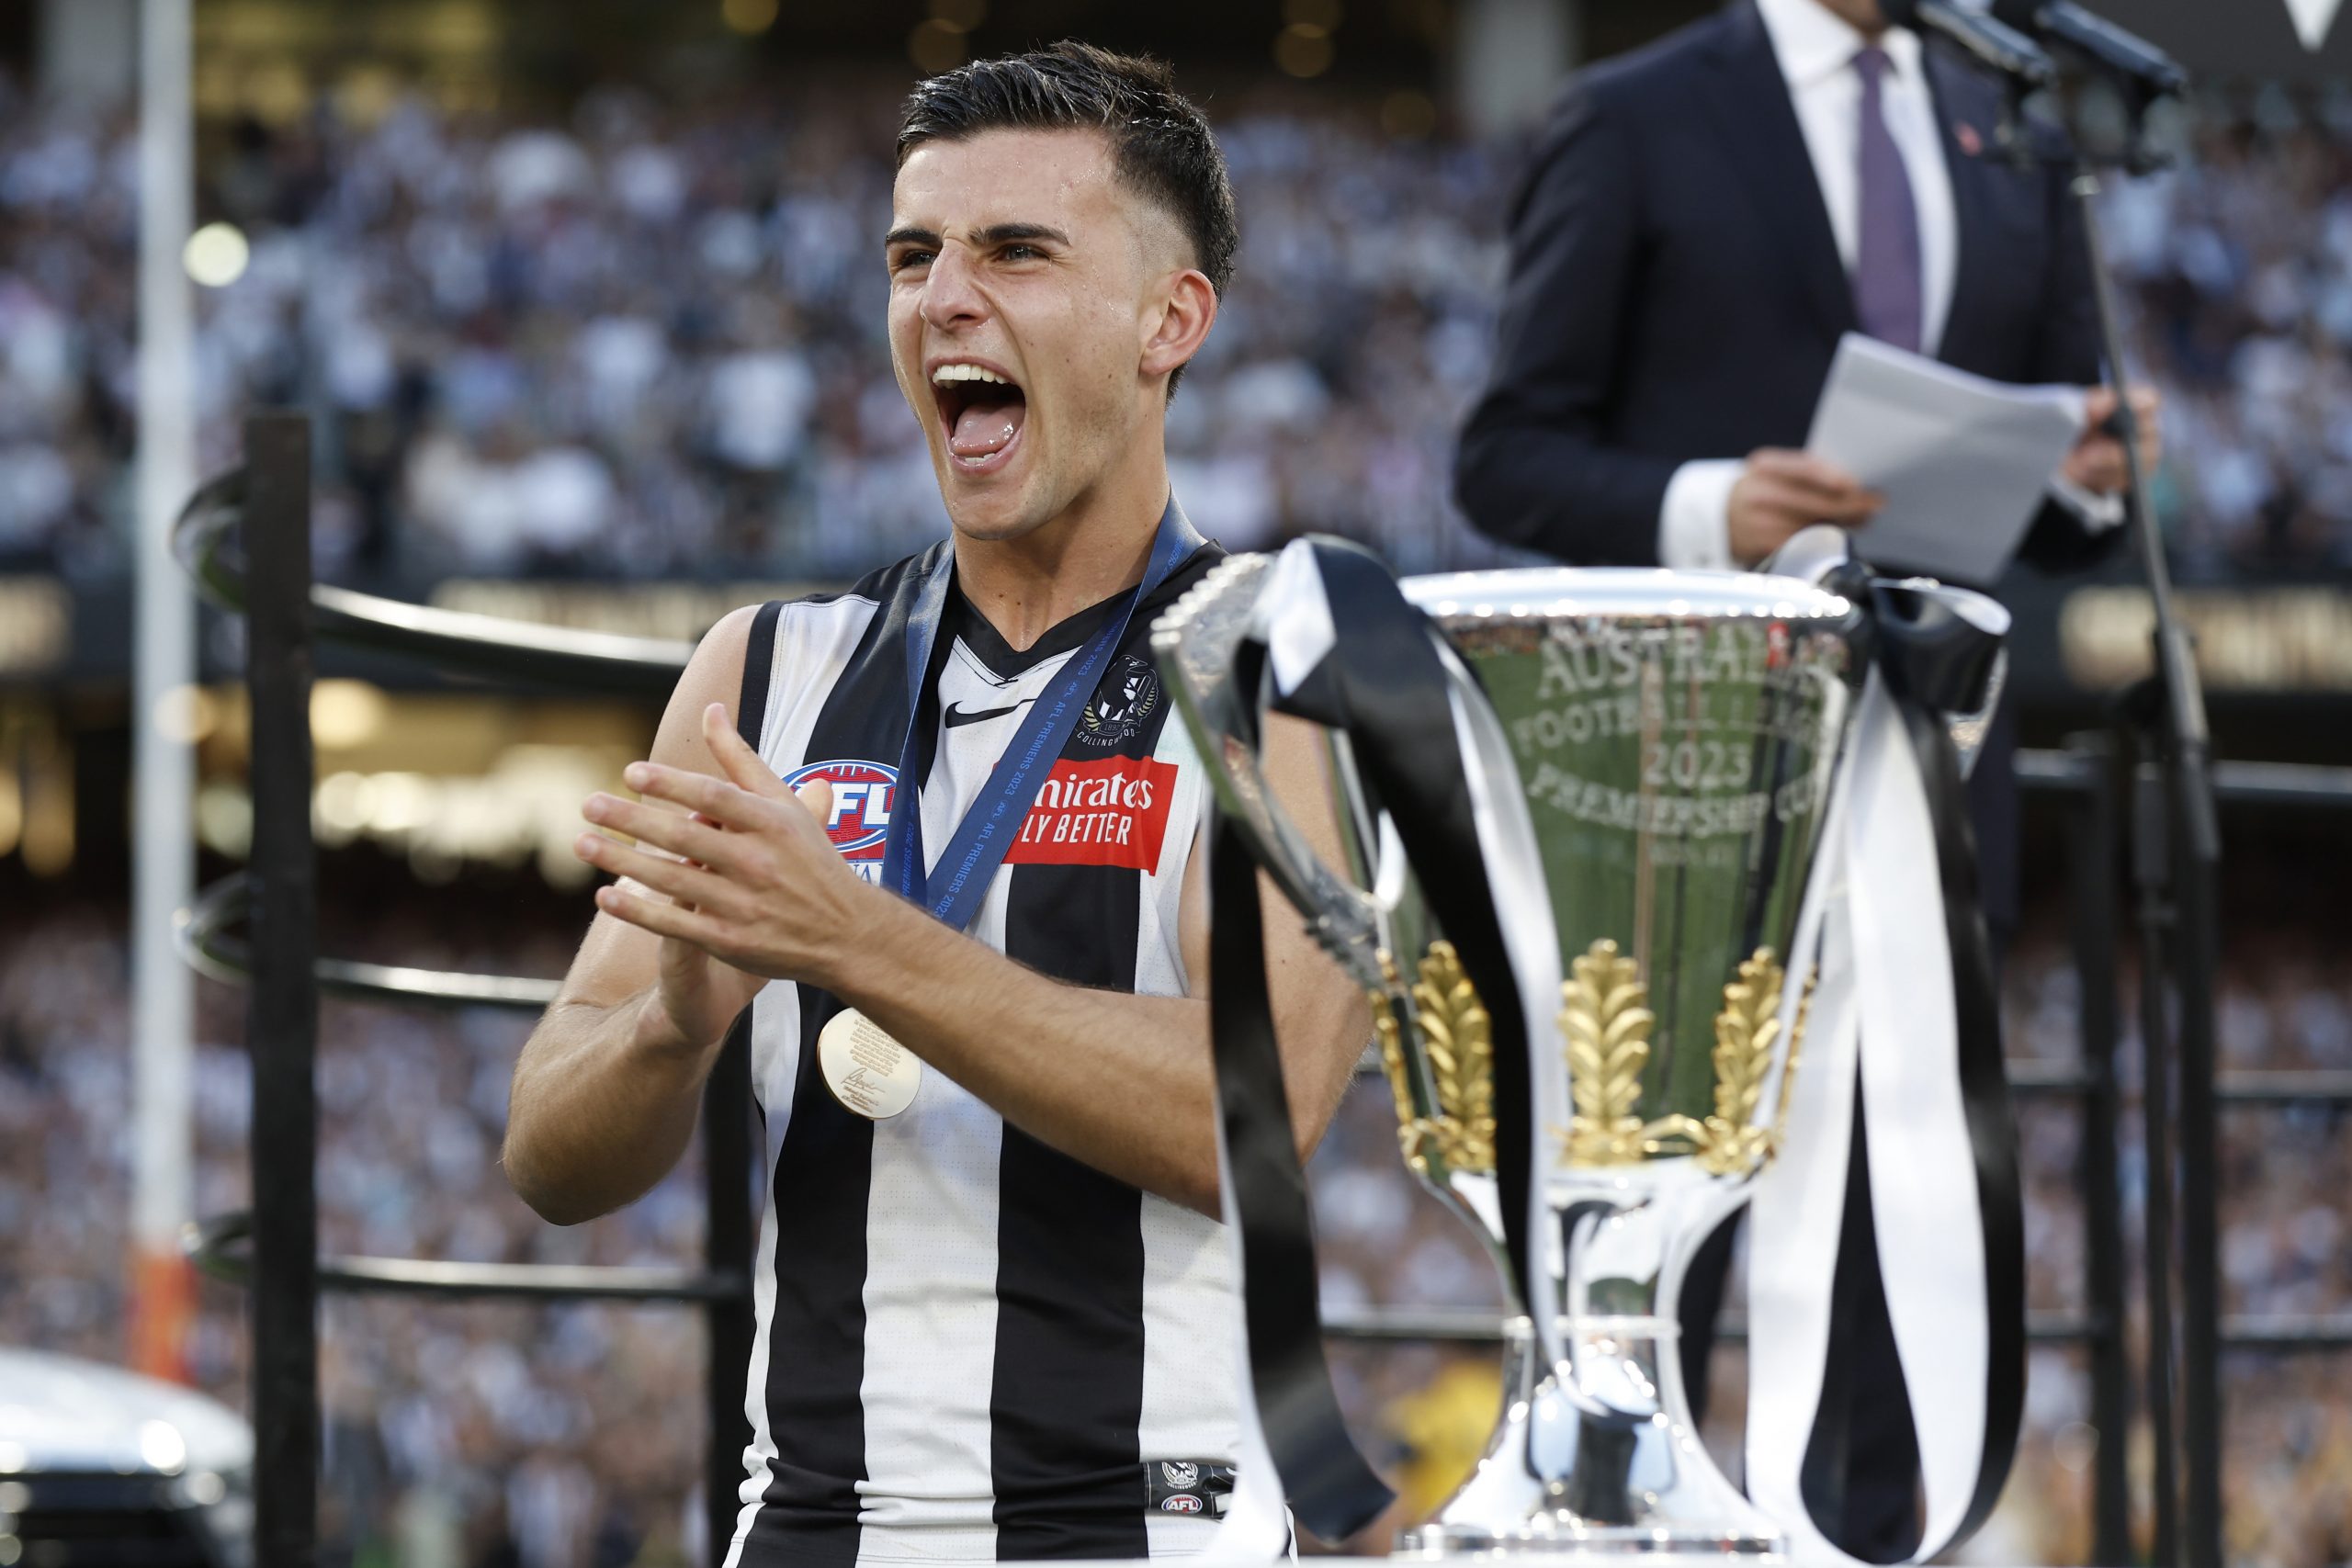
[1804,333,2087,584]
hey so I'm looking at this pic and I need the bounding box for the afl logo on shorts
[784,760,897,870]
[1159,1495,1204,1514]
[1077,653,1160,750]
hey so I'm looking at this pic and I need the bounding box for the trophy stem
[1396,1317,1548,1556]
[1391,1303,1781,1560]
[1510,1187,1782,1559]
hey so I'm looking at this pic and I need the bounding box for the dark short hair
[897,41,1238,394]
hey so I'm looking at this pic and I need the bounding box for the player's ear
[1140,267,1217,387]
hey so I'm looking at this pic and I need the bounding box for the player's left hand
[574,703,870,988]
[2062,383,2163,496]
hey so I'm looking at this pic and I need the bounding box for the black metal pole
[2067,732,2132,1566]
[2132,756,2180,1568]
[2073,165,2224,1568]
[2065,197,2218,866]
[703,1024,756,1563]
[244,412,319,1568]
[2165,740,2225,1568]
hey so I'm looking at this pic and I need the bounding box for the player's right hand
[634,897,766,1060]
[1727,448,1883,567]
[594,770,833,1056]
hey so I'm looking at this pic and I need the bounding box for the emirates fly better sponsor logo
[784,755,1178,877]
[1005,755,1180,870]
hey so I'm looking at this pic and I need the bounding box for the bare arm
[503,606,771,1224]
[580,707,1368,1217]
[834,714,1364,1213]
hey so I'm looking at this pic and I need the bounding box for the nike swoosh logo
[944,700,1032,729]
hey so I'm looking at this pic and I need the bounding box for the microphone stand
[2050,91,2223,1568]
[1922,26,2214,1562]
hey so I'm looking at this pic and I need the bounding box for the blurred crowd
[0,897,711,1567]
[8,890,2352,1566]
[1997,923,2352,1565]
[2105,89,2352,574]
[6,70,2352,581]
[0,69,1510,583]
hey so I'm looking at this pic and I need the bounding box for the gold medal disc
[817,1009,922,1121]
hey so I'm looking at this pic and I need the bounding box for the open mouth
[931,361,1028,472]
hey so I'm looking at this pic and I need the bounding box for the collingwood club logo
[1160,1461,1199,1488]
[1077,653,1160,749]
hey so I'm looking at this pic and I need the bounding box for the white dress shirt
[1658,0,2113,571]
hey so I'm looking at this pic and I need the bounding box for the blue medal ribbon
[877,498,1205,933]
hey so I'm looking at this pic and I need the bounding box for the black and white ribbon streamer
[1196,536,1559,1551]
[1203,807,1388,1550]
[1746,534,2027,1563]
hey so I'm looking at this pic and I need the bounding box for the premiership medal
[818,1009,922,1120]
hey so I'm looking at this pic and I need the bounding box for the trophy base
[1393,1313,1782,1562]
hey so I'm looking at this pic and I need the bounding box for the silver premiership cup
[1400,569,1859,1559]
[1156,558,1865,1559]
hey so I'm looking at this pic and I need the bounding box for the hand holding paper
[1804,333,2088,583]
[1727,449,1886,567]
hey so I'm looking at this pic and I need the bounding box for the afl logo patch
[1159,1494,1204,1514]
[1077,653,1160,750]
[784,760,897,863]
[1160,1461,1200,1488]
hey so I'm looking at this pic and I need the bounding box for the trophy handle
[1155,550,1551,1281]
[1152,553,1392,991]
[1327,728,1527,1270]
[1767,530,2010,777]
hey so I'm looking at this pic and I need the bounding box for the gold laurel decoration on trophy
[1555,943,1821,1172]
[1770,968,1820,1150]
[1413,942,1497,1173]
[1688,948,1785,1177]
[1561,939,1656,1166]
[1368,953,1437,1176]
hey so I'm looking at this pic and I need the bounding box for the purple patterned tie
[1853,46,1924,354]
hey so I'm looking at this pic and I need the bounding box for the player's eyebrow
[973,222,1070,247]
[882,221,1072,252]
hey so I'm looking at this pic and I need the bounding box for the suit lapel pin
[1955,121,1984,157]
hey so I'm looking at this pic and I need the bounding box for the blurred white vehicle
[0,1347,253,1568]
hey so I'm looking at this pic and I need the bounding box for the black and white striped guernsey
[722,535,1242,1568]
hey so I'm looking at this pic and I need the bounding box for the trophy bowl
[1391,570,1860,1558]
[1156,556,1864,1560]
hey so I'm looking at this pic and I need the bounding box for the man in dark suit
[1453,0,2157,1556]
[1455,0,2156,937]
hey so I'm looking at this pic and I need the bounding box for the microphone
[1986,0,2189,94]
[1879,0,2058,85]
